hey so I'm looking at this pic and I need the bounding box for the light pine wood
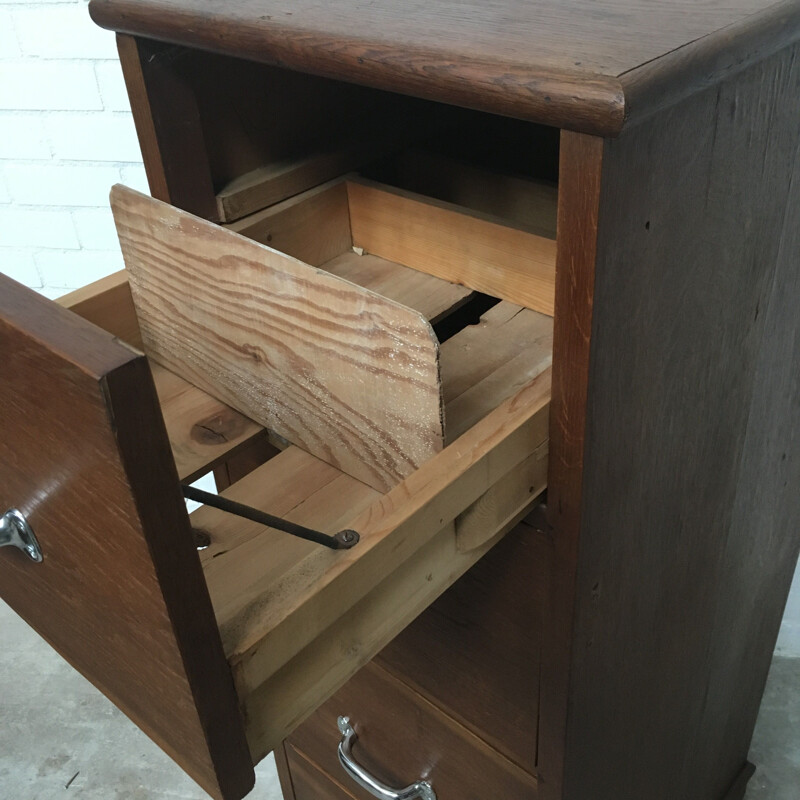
[455,442,549,552]
[151,364,266,483]
[218,368,551,699]
[322,251,473,325]
[57,271,143,349]
[347,179,556,315]
[228,180,353,267]
[59,272,267,484]
[395,149,558,238]
[112,185,444,493]
[440,301,553,440]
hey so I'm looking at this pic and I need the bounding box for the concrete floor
[1,599,798,799]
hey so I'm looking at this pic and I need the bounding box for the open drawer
[0,167,554,800]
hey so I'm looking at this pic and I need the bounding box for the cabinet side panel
[564,44,800,799]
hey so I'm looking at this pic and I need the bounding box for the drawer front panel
[0,275,253,800]
[288,660,538,800]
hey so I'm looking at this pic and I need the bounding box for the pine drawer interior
[59,138,557,764]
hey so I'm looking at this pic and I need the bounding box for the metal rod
[181,484,359,550]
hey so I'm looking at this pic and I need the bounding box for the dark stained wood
[117,34,219,219]
[285,746,357,800]
[721,762,756,800]
[288,660,538,800]
[376,520,550,775]
[537,131,604,800]
[275,744,299,800]
[558,43,800,800]
[0,276,254,800]
[90,0,800,135]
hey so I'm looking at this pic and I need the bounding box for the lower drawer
[288,656,539,800]
[284,745,358,800]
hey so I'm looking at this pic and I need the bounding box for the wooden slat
[441,301,553,440]
[215,368,550,703]
[228,180,352,267]
[57,271,143,349]
[216,120,428,222]
[151,364,266,483]
[112,185,444,493]
[322,251,473,325]
[347,179,556,315]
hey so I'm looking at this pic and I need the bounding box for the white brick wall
[0,0,147,299]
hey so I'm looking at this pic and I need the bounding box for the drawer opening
[60,270,551,768]
[65,162,555,769]
[126,42,559,230]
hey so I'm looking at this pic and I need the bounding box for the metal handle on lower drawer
[337,716,437,800]
[1,509,43,563]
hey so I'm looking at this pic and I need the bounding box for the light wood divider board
[111,185,445,493]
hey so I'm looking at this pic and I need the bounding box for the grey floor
[1,599,798,799]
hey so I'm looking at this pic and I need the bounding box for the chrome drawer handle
[1,509,43,563]
[337,716,436,800]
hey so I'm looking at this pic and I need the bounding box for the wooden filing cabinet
[2,2,800,800]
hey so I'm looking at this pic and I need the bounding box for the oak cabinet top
[89,0,800,134]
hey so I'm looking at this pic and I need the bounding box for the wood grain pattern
[0,275,253,800]
[150,364,266,483]
[289,660,539,800]
[440,302,553,440]
[555,44,800,800]
[90,0,800,135]
[213,369,551,704]
[347,180,557,315]
[58,273,267,485]
[56,270,143,349]
[112,185,444,493]
[537,132,604,800]
[377,520,551,775]
[322,251,473,326]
